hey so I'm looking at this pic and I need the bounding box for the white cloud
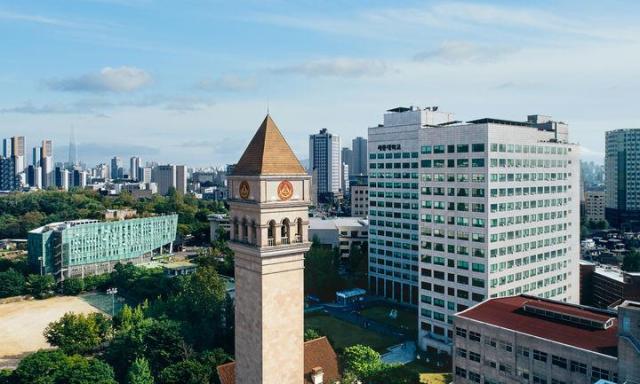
[46,66,152,93]
[272,58,389,78]
[414,41,516,64]
[197,74,257,92]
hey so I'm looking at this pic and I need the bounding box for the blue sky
[0,0,639,167]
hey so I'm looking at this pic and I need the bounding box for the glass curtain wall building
[28,214,178,280]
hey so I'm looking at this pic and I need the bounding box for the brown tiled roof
[216,337,340,384]
[457,295,618,357]
[232,114,307,176]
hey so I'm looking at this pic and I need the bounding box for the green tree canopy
[26,274,55,299]
[0,268,25,298]
[44,312,112,355]
[126,357,154,384]
[623,250,640,272]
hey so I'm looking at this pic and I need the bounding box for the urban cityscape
[0,2,639,384]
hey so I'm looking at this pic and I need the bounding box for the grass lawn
[420,373,452,384]
[305,314,399,353]
[360,305,418,335]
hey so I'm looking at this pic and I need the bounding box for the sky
[0,0,639,167]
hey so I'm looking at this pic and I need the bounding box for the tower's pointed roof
[233,115,307,176]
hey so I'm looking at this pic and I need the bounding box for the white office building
[309,128,342,196]
[368,107,455,306]
[417,112,580,353]
[130,157,141,181]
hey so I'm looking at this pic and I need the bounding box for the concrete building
[28,214,178,281]
[130,156,141,181]
[309,128,342,197]
[221,115,341,384]
[208,213,230,241]
[350,179,368,218]
[368,107,456,308]
[453,295,640,384]
[153,165,176,195]
[40,140,53,188]
[580,261,640,308]
[309,217,368,258]
[10,136,25,174]
[585,190,606,223]
[606,129,640,229]
[416,111,580,352]
[175,165,187,195]
[351,136,368,176]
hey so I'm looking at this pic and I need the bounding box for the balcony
[281,237,290,245]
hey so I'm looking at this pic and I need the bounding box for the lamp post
[106,287,118,317]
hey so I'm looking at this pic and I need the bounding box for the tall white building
[416,112,580,353]
[40,140,53,188]
[309,128,342,196]
[130,156,141,181]
[368,107,455,306]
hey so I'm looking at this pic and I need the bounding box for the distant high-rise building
[139,166,152,184]
[1,138,9,158]
[0,156,21,191]
[10,136,25,174]
[341,162,349,193]
[40,140,53,188]
[342,147,353,174]
[153,165,177,196]
[110,156,123,180]
[130,157,141,181]
[309,128,341,196]
[605,129,640,229]
[351,136,368,176]
[175,165,187,195]
[585,190,606,223]
[68,127,77,167]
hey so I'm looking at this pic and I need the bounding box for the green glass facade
[28,215,178,278]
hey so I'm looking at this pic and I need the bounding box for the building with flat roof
[580,261,640,308]
[309,128,342,197]
[605,129,640,230]
[416,111,580,352]
[350,179,368,218]
[453,295,640,384]
[309,217,368,258]
[585,190,606,223]
[28,214,178,281]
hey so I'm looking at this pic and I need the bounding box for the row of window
[422,173,486,182]
[421,187,486,197]
[369,152,419,159]
[489,158,568,168]
[489,143,569,155]
[421,228,486,243]
[369,171,418,180]
[370,162,418,169]
[421,143,485,154]
[490,184,569,197]
[421,159,485,168]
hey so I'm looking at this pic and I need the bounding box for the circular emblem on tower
[239,181,250,199]
[277,180,293,201]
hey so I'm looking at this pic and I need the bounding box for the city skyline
[1,1,639,166]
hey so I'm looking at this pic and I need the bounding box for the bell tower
[227,115,311,384]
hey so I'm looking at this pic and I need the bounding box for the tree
[342,345,384,381]
[0,268,25,298]
[61,277,85,295]
[44,312,111,355]
[26,274,55,299]
[13,350,68,384]
[304,328,322,341]
[623,250,640,272]
[158,360,209,384]
[304,244,346,301]
[63,356,117,384]
[126,358,154,384]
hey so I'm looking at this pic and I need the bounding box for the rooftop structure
[217,337,340,384]
[233,115,306,176]
[452,295,640,384]
[457,295,618,357]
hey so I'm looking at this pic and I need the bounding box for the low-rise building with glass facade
[28,214,178,280]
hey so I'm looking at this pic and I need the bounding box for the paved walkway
[381,341,417,365]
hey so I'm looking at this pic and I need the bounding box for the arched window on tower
[241,218,248,243]
[232,218,239,241]
[295,218,303,243]
[267,220,276,246]
[281,218,290,245]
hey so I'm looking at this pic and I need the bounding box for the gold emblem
[239,181,250,199]
[277,180,293,201]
